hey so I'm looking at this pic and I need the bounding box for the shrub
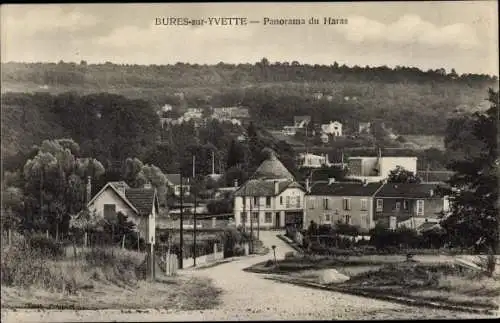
[28,233,64,259]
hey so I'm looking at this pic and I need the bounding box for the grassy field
[1,234,222,310]
[403,135,445,150]
[245,254,499,311]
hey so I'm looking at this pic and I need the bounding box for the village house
[373,183,450,230]
[282,116,311,136]
[212,106,250,121]
[358,122,371,134]
[305,181,384,233]
[233,151,306,229]
[346,154,418,183]
[321,121,343,137]
[165,173,190,196]
[86,181,159,243]
[298,152,330,168]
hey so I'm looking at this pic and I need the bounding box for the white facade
[233,187,305,228]
[87,186,156,242]
[321,121,343,136]
[347,156,418,183]
[298,153,330,168]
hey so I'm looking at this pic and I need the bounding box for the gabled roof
[251,152,295,181]
[125,188,157,216]
[375,183,440,198]
[309,182,384,196]
[234,180,304,197]
[165,173,190,186]
[87,182,158,217]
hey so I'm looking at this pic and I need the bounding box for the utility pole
[257,198,260,240]
[250,195,254,254]
[179,171,184,269]
[192,154,197,267]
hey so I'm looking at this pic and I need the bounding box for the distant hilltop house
[294,116,311,128]
[312,92,323,100]
[282,116,311,136]
[346,153,418,183]
[321,121,343,137]
[358,122,371,134]
[211,106,250,126]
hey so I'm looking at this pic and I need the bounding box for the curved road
[2,231,495,322]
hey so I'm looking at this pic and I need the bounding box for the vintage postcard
[1,1,499,322]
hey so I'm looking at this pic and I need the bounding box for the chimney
[328,178,336,185]
[86,176,92,203]
[363,179,368,187]
[305,177,310,193]
[234,179,239,188]
[144,182,152,189]
[274,180,279,195]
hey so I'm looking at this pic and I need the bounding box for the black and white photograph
[1,1,499,321]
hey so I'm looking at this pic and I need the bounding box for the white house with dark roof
[86,181,159,244]
[233,151,305,229]
[165,173,190,196]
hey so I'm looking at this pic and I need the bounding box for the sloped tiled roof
[234,180,304,197]
[309,182,384,196]
[124,188,156,215]
[375,183,440,198]
[251,153,295,180]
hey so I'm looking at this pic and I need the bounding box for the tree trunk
[8,228,12,245]
[122,234,125,249]
[84,231,88,248]
[46,229,49,239]
[137,233,140,252]
[56,222,59,242]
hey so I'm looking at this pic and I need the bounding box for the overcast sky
[1,2,498,75]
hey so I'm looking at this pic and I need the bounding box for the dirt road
[1,231,495,322]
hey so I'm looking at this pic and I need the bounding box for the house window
[345,214,351,224]
[265,212,273,223]
[286,196,291,208]
[103,204,116,221]
[403,200,409,210]
[266,197,271,208]
[308,198,315,209]
[323,198,330,210]
[416,200,425,216]
[253,197,258,207]
[395,202,401,211]
[343,198,351,211]
[241,212,247,223]
[325,214,331,222]
[252,212,259,222]
[296,196,301,208]
[376,199,383,212]
[280,196,283,205]
[360,199,368,211]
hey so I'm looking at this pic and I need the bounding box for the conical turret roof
[251,151,295,181]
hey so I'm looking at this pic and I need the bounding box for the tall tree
[441,88,499,253]
[23,139,105,238]
[387,166,421,183]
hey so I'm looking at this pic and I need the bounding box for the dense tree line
[2,60,497,136]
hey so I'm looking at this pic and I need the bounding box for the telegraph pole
[192,154,197,267]
[179,171,184,269]
[250,195,254,254]
[257,198,260,240]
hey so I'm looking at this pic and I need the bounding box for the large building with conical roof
[233,151,306,229]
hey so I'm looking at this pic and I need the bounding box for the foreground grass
[1,234,222,310]
[1,275,222,310]
[246,254,500,311]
